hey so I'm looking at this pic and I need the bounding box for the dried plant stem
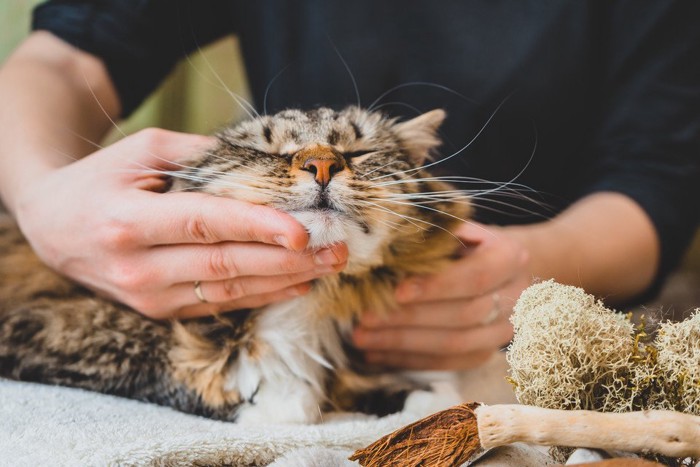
[477,404,700,457]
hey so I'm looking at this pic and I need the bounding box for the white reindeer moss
[507,280,636,412]
[507,280,700,416]
[653,311,700,414]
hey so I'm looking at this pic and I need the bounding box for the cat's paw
[235,381,322,425]
[402,380,462,418]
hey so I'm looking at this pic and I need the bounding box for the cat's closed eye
[343,150,375,159]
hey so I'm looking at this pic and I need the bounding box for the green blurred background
[0,0,251,141]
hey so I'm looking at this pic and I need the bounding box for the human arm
[352,191,659,370]
[0,32,347,319]
[353,2,700,370]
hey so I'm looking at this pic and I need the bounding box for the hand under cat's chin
[289,209,349,249]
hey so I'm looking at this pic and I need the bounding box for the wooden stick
[477,404,700,457]
[350,403,700,466]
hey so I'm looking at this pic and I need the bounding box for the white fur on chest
[227,296,347,425]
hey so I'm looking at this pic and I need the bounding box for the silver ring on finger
[194,280,208,303]
[482,292,501,325]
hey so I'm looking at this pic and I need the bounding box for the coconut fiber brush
[349,402,700,466]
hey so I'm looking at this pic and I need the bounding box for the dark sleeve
[578,1,700,297]
[32,0,235,117]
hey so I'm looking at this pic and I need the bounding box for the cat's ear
[394,109,446,164]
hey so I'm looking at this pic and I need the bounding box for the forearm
[0,31,119,214]
[505,192,659,304]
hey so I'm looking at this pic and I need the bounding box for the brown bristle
[349,402,482,467]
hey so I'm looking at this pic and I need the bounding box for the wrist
[1,160,57,217]
[501,221,567,284]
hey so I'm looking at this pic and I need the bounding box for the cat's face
[174,106,461,272]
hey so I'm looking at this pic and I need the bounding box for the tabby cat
[0,107,468,424]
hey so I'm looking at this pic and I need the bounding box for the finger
[126,193,310,250]
[396,233,524,304]
[170,267,339,306]
[364,349,495,370]
[360,294,495,329]
[169,283,314,320]
[146,242,347,283]
[352,320,513,355]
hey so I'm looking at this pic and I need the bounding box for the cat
[0,106,468,424]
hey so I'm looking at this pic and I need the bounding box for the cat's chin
[289,209,349,248]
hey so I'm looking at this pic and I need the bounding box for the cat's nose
[302,157,345,188]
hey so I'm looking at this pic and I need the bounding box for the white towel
[0,378,460,466]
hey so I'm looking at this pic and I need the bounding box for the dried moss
[652,311,700,415]
[507,280,700,465]
[507,280,637,412]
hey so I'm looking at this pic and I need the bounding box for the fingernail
[274,235,290,249]
[287,283,311,296]
[314,247,341,266]
[396,280,422,303]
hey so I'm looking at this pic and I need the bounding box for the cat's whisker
[122,167,261,188]
[263,65,291,115]
[359,201,431,234]
[372,176,540,201]
[80,70,217,178]
[369,101,423,116]
[55,125,106,154]
[370,96,510,181]
[356,159,406,179]
[468,198,555,221]
[359,200,468,248]
[365,196,470,227]
[474,122,538,200]
[329,39,361,108]
[368,81,480,111]
[43,145,85,165]
[182,29,259,120]
[373,174,531,188]
[360,212,405,233]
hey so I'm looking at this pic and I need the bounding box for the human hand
[352,222,531,370]
[14,128,347,319]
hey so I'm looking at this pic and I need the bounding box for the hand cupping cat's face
[171,107,458,268]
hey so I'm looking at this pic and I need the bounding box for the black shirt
[32,0,700,299]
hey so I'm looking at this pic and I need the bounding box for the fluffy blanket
[0,378,460,466]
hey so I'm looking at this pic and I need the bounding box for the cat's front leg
[233,376,323,425]
[222,299,333,425]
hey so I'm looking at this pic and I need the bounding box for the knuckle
[109,262,148,292]
[205,248,239,278]
[222,278,246,301]
[133,127,169,151]
[185,212,217,244]
[99,219,137,250]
